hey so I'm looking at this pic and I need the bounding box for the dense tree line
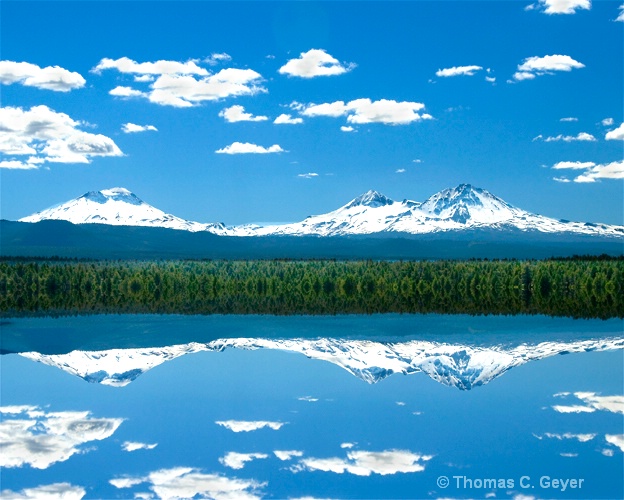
[0,259,621,319]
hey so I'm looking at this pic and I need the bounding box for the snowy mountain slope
[20,337,624,389]
[229,184,624,237]
[19,188,228,234]
[18,185,624,238]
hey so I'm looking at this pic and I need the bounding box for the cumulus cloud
[552,160,596,170]
[297,173,319,179]
[122,441,158,452]
[0,61,85,92]
[220,452,268,469]
[605,122,624,140]
[533,132,596,142]
[0,105,122,169]
[274,450,304,461]
[485,76,496,83]
[297,449,433,476]
[0,406,123,469]
[552,392,624,411]
[298,396,319,401]
[602,117,614,126]
[435,65,483,77]
[340,126,355,132]
[110,467,265,500]
[93,57,208,76]
[553,177,571,183]
[215,420,286,432]
[95,57,265,107]
[340,443,356,449]
[300,98,432,125]
[396,169,406,173]
[121,123,158,133]
[605,434,624,452]
[0,482,86,500]
[274,114,303,125]
[205,53,232,66]
[278,49,355,78]
[528,0,591,14]
[215,142,285,154]
[560,117,578,122]
[617,4,624,21]
[109,86,146,98]
[513,55,584,81]
[219,105,268,123]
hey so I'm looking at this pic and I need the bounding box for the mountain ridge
[18,185,624,239]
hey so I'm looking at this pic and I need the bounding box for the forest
[0,258,622,319]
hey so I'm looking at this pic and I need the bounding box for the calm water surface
[1,314,623,499]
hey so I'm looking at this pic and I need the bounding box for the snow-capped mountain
[18,185,624,238]
[230,184,624,237]
[19,187,228,234]
[20,337,624,389]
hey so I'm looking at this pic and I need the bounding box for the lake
[1,314,623,499]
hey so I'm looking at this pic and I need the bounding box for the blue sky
[1,0,623,225]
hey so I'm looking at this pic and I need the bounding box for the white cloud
[573,161,624,183]
[0,482,86,500]
[575,392,624,414]
[220,452,268,470]
[122,441,158,452]
[605,435,624,452]
[205,53,232,66]
[340,126,355,132]
[513,54,584,81]
[413,159,422,163]
[0,406,123,469]
[96,57,265,107]
[298,396,319,401]
[0,105,122,169]
[297,173,319,179]
[93,57,208,76]
[552,392,624,411]
[134,75,154,83]
[552,404,595,413]
[274,450,304,461]
[552,161,596,170]
[534,132,596,142]
[278,49,355,78]
[396,169,406,173]
[485,76,496,83]
[0,406,40,414]
[109,86,146,98]
[0,159,41,170]
[536,432,596,442]
[435,65,483,77]
[340,443,355,449]
[121,123,158,133]
[215,420,286,432]
[532,0,591,14]
[219,105,268,123]
[0,61,85,92]
[605,122,624,140]
[215,142,285,154]
[560,453,578,457]
[617,4,624,21]
[110,467,265,500]
[274,114,303,125]
[298,449,433,476]
[301,98,432,125]
[148,70,265,107]
[602,448,615,457]
[553,177,571,183]
[601,117,614,126]
[560,117,578,122]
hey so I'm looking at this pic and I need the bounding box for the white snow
[18,184,624,238]
[20,337,624,390]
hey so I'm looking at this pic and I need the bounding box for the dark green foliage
[0,259,622,319]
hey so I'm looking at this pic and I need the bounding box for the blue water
[1,314,622,499]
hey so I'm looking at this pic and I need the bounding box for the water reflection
[16,336,624,390]
[0,406,123,469]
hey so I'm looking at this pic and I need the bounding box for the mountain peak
[82,187,143,206]
[346,190,394,209]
